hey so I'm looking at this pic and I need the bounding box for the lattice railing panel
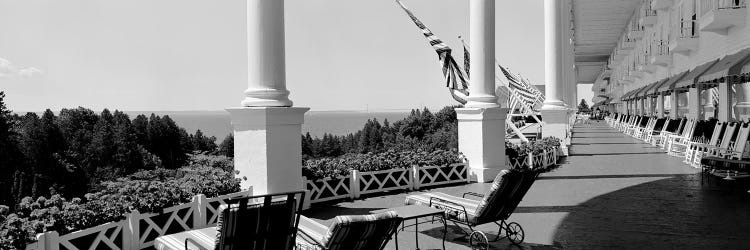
[56,221,125,250]
[358,168,412,195]
[418,163,468,188]
[305,175,352,203]
[135,202,197,248]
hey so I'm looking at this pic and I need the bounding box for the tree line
[301,106,460,159]
[0,92,233,209]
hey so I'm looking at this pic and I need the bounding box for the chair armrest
[297,216,329,248]
[185,238,209,250]
[462,192,484,199]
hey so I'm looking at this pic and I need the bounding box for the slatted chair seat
[404,192,482,223]
[295,211,401,250]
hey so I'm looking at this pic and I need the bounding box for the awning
[672,59,720,90]
[632,85,649,99]
[637,81,661,98]
[648,78,671,96]
[698,47,750,84]
[621,89,637,101]
[657,70,690,93]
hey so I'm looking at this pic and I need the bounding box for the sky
[0,0,592,112]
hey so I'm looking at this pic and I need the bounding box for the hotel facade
[586,0,750,122]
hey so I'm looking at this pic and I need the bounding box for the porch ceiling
[573,0,642,82]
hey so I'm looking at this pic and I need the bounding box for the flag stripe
[396,0,468,92]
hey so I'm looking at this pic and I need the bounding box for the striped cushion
[154,227,215,250]
[474,170,527,224]
[404,192,480,223]
[321,211,401,250]
[214,200,298,250]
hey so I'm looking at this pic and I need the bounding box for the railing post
[301,177,311,210]
[128,210,141,249]
[527,152,534,168]
[350,170,360,199]
[543,150,549,167]
[411,165,421,190]
[35,231,58,250]
[192,194,207,229]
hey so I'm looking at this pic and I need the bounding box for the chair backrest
[681,118,696,138]
[658,119,671,132]
[719,122,739,149]
[676,118,687,134]
[321,211,402,250]
[708,122,727,146]
[215,191,306,250]
[729,122,750,158]
[473,169,537,224]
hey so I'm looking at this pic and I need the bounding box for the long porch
[303,121,750,249]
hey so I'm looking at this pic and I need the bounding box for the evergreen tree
[0,92,23,206]
[218,134,234,157]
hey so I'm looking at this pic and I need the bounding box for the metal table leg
[415,217,419,250]
[441,214,447,250]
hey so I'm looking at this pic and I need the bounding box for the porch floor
[302,121,750,249]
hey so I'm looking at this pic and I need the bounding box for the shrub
[0,154,241,249]
[506,137,562,172]
[302,149,462,180]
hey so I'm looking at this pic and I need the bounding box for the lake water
[124,110,410,139]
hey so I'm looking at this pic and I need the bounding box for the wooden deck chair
[670,120,717,158]
[665,118,696,152]
[694,122,738,167]
[634,117,657,140]
[653,118,685,147]
[645,119,670,143]
[154,191,306,250]
[685,121,726,167]
[701,122,750,179]
[295,212,402,250]
[403,169,538,249]
[620,115,634,131]
[624,116,643,135]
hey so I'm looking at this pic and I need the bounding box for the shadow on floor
[550,174,750,249]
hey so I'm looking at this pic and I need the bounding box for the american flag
[463,42,470,79]
[499,65,540,108]
[396,0,468,93]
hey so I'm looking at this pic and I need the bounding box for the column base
[469,166,503,183]
[227,107,309,194]
[457,107,509,183]
[541,106,569,143]
[242,88,293,107]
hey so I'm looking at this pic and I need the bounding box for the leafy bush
[302,149,462,180]
[0,154,241,249]
[506,137,562,172]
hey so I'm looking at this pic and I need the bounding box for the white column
[465,0,499,108]
[688,87,701,119]
[543,0,566,109]
[735,82,750,120]
[542,0,570,154]
[670,91,679,118]
[229,0,309,195]
[703,88,715,119]
[657,94,665,117]
[718,82,733,121]
[458,0,507,182]
[242,0,292,107]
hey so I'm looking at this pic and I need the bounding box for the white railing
[31,151,562,250]
[302,163,470,203]
[31,189,254,250]
[701,0,746,16]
